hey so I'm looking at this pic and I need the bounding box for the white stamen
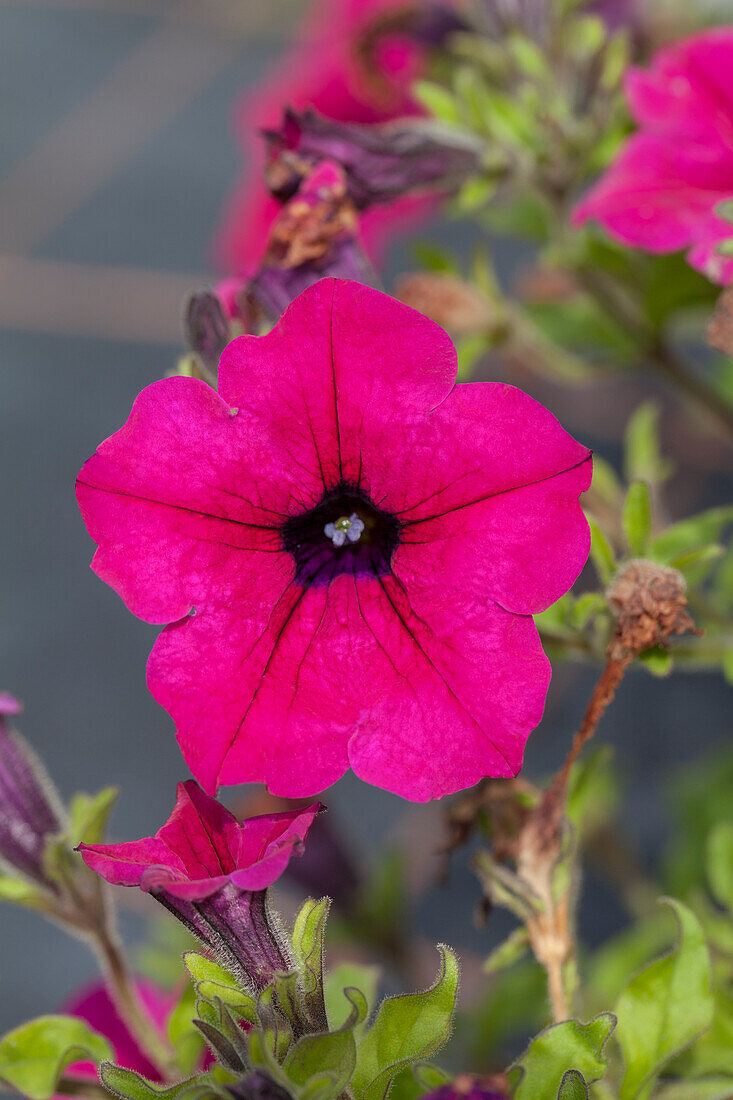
[324,512,364,548]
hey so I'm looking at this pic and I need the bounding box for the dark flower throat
[282,483,400,587]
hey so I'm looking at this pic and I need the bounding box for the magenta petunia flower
[79,782,321,987]
[573,28,733,284]
[77,279,591,802]
[79,781,320,898]
[214,0,461,274]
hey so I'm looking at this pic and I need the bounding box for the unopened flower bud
[183,291,231,376]
[0,696,65,890]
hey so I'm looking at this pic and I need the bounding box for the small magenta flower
[77,279,591,801]
[574,28,733,284]
[0,694,65,889]
[79,782,321,989]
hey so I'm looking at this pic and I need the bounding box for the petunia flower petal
[78,837,182,887]
[76,376,308,624]
[218,278,457,491]
[156,780,241,879]
[344,574,550,801]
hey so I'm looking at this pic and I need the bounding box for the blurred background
[0,0,730,1067]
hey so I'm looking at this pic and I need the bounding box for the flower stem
[92,916,177,1079]
[555,650,631,801]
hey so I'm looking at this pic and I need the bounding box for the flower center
[282,484,400,587]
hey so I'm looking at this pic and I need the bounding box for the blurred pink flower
[77,279,591,802]
[214,0,460,275]
[573,28,733,284]
[62,980,173,1086]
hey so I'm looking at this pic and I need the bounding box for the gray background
[0,0,730,1055]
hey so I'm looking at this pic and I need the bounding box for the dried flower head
[607,559,700,655]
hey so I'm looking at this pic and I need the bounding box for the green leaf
[623,481,652,556]
[615,899,714,1099]
[412,81,463,126]
[557,1069,588,1100]
[325,963,379,1033]
[566,745,619,835]
[482,926,530,975]
[410,243,457,275]
[510,1013,616,1100]
[638,645,673,678]
[67,787,118,846]
[650,506,733,565]
[352,945,459,1100]
[623,402,672,487]
[0,874,46,907]
[588,517,616,586]
[0,1015,113,1099]
[682,990,733,1076]
[569,593,607,631]
[100,1064,203,1100]
[706,821,733,911]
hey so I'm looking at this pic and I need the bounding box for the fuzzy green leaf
[650,506,733,565]
[0,1015,113,1099]
[510,1013,616,1100]
[352,945,459,1100]
[101,1064,203,1100]
[615,899,714,1099]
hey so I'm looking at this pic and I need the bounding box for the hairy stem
[92,915,176,1079]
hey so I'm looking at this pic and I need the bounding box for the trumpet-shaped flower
[77,279,591,802]
[574,28,733,284]
[79,782,321,987]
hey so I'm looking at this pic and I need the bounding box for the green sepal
[0,1015,113,1100]
[291,897,330,1031]
[509,1013,616,1100]
[282,988,365,1100]
[256,983,292,1063]
[615,899,714,1100]
[183,952,258,1025]
[351,945,459,1100]
[557,1069,588,1100]
[623,482,652,557]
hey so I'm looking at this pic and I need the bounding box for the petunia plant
[3,1,733,1100]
